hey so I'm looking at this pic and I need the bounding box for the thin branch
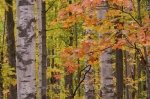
[46,27,64,31]
[109,6,142,26]
[72,65,91,98]
[45,1,56,13]
[122,34,146,64]
[80,65,89,73]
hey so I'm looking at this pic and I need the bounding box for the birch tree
[97,1,115,98]
[16,0,36,98]
[84,64,95,99]
[84,30,95,99]
[37,0,47,98]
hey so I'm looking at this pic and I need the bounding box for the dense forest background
[0,0,150,99]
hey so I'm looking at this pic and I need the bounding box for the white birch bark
[84,30,95,99]
[16,0,36,99]
[97,1,115,99]
[84,64,95,99]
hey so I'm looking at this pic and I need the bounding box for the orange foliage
[63,61,78,73]
[58,0,150,73]
[54,74,61,80]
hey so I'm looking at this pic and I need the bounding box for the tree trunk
[116,32,123,99]
[65,34,74,99]
[137,52,142,98]
[0,48,3,99]
[51,49,60,99]
[37,0,47,98]
[84,29,95,99]
[0,13,5,99]
[124,51,133,99]
[84,64,95,99]
[97,1,115,99]
[16,0,36,98]
[5,0,17,99]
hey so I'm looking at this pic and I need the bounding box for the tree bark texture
[116,33,123,99]
[84,64,95,99]
[16,0,36,98]
[37,0,47,98]
[97,1,115,99]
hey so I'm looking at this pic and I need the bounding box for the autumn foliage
[57,0,150,74]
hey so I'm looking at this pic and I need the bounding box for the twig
[122,34,146,64]
[45,1,56,13]
[72,65,91,98]
[109,6,142,26]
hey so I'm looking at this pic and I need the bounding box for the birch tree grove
[0,0,149,99]
[16,0,36,98]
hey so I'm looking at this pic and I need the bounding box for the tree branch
[109,6,142,26]
[72,65,91,98]
[122,34,146,64]
[45,1,56,13]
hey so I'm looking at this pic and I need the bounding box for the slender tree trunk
[65,31,73,98]
[84,29,95,99]
[0,12,5,99]
[65,34,73,98]
[0,51,3,99]
[137,0,150,98]
[137,52,142,98]
[144,47,150,99]
[16,0,36,98]
[5,0,17,99]
[51,49,60,99]
[116,32,123,99]
[124,51,133,99]
[84,64,95,99]
[37,0,47,98]
[97,1,115,99]
[46,49,50,99]
[0,44,4,99]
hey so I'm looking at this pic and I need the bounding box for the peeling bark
[16,0,36,98]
